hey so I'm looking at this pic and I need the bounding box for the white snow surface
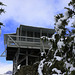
[56,19,62,27]
[74,37,75,42]
[71,34,75,37]
[63,11,69,20]
[17,65,20,69]
[73,47,75,54]
[41,52,45,56]
[46,61,52,67]
[65,61,75,72]
[72,16,75,25]
[54,56,63,61]
[54,50,63,61]
[55,10,69,35]
[55,20,64,35]
[55,19,62,34]
[57,39,65,48]
[41,36,48,40]
[38,59,45,75]
[52,68,61,74]
[52,34,56,41]
[58,29,63,35]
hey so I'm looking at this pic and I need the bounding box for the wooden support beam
[18,53,39,65]
[40,29,42,37]
[13,48,20,75]
[16,48,20,62]
[33,31,35,42]
[13,58,17,75]
[18,56,26,65]
[28,54,39,57]
[16,28,19,41]
[19,53,25,55]
[8,35,19,47]
[0,55,6,57]
[0,49,6,57]
[26,29,27,41]
[26,50,28,66]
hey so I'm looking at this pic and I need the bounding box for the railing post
[33,32,35,42]
[7,37,10,45]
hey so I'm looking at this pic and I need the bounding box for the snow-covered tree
[38,0,75,75]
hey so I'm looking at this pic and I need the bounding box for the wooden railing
[7,35,49,49]
[7,35,40,48]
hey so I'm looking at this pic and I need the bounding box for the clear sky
[0,0,70,74]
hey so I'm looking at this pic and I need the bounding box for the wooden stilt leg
[26,50,28,66]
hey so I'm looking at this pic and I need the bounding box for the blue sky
[0,0,70,74]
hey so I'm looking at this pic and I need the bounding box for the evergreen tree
[0,2,5,35]
[38,0,75,75]
[0,2,5,14]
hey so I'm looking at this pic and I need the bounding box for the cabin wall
[19,27,52,38]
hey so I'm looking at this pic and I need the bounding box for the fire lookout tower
[4,25,55,74]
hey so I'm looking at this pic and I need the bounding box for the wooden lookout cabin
[4,25,55,74]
